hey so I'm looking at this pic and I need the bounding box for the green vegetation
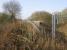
[28,11,52,25]
[0,0,67,50]
[0,13,11,24]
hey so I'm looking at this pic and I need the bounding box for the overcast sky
[0,0,67,19]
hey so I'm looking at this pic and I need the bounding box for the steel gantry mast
[52,14,56,50]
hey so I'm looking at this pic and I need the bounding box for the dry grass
[0,20,67,50]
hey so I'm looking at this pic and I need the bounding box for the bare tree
[3,1,21,20]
